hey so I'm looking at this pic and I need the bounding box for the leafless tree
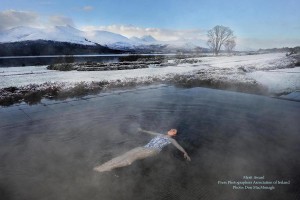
[207,25,235,56]
[224,39,236,54]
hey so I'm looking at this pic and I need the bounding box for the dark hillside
[0,40,123,56]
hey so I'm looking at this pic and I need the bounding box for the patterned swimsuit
[144,135,171,152]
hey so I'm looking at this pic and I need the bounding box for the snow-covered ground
[247,67,300,94]
[0,53,299,95]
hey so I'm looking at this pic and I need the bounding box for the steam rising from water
[0,86,299,200]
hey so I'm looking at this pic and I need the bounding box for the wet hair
[167,129,177,136]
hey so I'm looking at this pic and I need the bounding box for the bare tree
[224,39,236,54]
[207,25,235,56]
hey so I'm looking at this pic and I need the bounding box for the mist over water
[0,86,300,200]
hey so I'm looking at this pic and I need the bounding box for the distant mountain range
[0,25,208,56]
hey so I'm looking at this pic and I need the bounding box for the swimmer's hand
[184,153,191,161]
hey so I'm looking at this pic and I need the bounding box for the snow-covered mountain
[163,39,207,51]
[84,30,136,49]
[0,25,94,45]
[0,26,43,43]
[0,25,206,52]
[141,35,157,43]
[130,35,157,43]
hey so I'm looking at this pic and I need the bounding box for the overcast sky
[1,0,300,49]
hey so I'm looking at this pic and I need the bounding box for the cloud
[82,6,94,11]
[48,15,75,27]
[81,24,207,42]
[0,10,75,30]
[0,10,40,30]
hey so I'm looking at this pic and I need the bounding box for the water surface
[0,54,175,67]
[0,86,300,200]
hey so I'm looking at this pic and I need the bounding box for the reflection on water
[0,55,120,67]
[0,54,175,67]
[0,86,300,200]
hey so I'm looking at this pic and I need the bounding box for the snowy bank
[1,53,299,106]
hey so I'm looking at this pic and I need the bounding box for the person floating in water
[94,128,191,172]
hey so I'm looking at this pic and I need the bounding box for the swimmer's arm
[170,139,191,161]
[138,128,161,136]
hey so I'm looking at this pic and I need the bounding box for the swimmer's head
[167,129,177,137]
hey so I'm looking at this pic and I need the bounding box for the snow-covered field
[0,53,299,95]
[247,67,300,94]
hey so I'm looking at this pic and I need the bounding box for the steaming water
[0,85,300,200]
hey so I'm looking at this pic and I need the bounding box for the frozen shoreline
[1,53,299,106]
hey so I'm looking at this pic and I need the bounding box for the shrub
[47,63,74,71]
